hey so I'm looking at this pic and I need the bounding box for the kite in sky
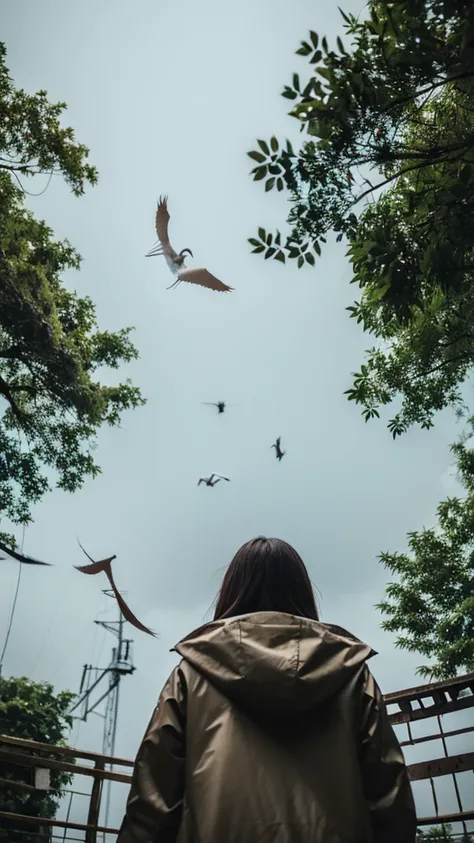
[75,543,155,637]
[145,195,234,292]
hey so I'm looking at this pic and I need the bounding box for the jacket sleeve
[116,664,187,843]
[359,666,417,843]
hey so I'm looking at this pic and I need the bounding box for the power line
[0,524,26,674]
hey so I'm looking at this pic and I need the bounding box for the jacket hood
[174,611,376,714]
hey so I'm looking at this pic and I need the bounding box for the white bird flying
[145,196,234,293]
[198,473,231,487]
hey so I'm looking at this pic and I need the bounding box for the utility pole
[70,590,135,837]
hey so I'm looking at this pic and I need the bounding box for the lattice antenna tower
[69,589,135,835]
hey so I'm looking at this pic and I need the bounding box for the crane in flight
[271,437,285,461]
[198,473,230,487]
[145,196,234,293]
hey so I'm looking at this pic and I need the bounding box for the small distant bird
[198,473,231,487]
[271,437,285,461]
[345,171,355,185]
[145,196,234,293]
[203,401,230,414]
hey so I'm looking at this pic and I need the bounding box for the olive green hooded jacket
[117,612,416,843]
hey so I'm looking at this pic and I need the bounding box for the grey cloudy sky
[1,0,470,831]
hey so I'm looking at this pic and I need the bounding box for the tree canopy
[248,0,474,436]
[377,420,474,679]
[0,675,74,842]
[0,42,145,547]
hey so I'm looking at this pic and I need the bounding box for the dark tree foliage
[417,825,473,841]
[377,421,474,679]
[0,42,145,547]
[248,0,474,436]
[0,676,74,842]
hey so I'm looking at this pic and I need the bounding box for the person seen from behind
[117,536,417,842]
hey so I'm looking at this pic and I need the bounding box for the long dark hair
[213,536,319,621]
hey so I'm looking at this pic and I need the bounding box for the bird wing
[178,267,233,293]
[155,195,179,260]
[203,403,218,407]
[75,543,155,636]
[214,474,230,481]
[0,539,52,566]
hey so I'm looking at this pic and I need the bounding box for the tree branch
[0,347,25,359]
[418,353,472,379]
[0,376,28,421]
[350,149,469,208]
[384,72,474,113]
[0,163,29,173]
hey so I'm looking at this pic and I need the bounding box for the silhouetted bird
[0,540,52,566]
[145,196,234,292]
[271,437,285,461]
[198,473,231,487]
[203,401,230,414]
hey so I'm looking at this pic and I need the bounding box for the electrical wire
[0,524,26,672]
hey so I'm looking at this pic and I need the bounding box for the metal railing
[0,670,473,840]
[0,735,133,841]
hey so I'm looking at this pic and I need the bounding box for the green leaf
[248,150,266,163]
[305,252,315,265]
[270,136,279,153]
[265,247,276,260]
[253,166,267,181]
[275,251,286,263]
[258,227,266,241]
[248,238,262,248]
[265,177,275,192]
[322,36,328,52]
[336,36,345,52]
[251,245,265,253]
[309,31,319,49]
[314,241,321,256]
[338,6,351,24]
[297,255,304,269]
[282,87,298,100]
[309,49,323,64]
[296,42,312,56]
[266,233,273,246]
[292,73,301,92]
[257,139,270,155]
[277,178,284,191]
[269,164,281,175]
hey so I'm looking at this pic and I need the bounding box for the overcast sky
[1,0,471,833]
